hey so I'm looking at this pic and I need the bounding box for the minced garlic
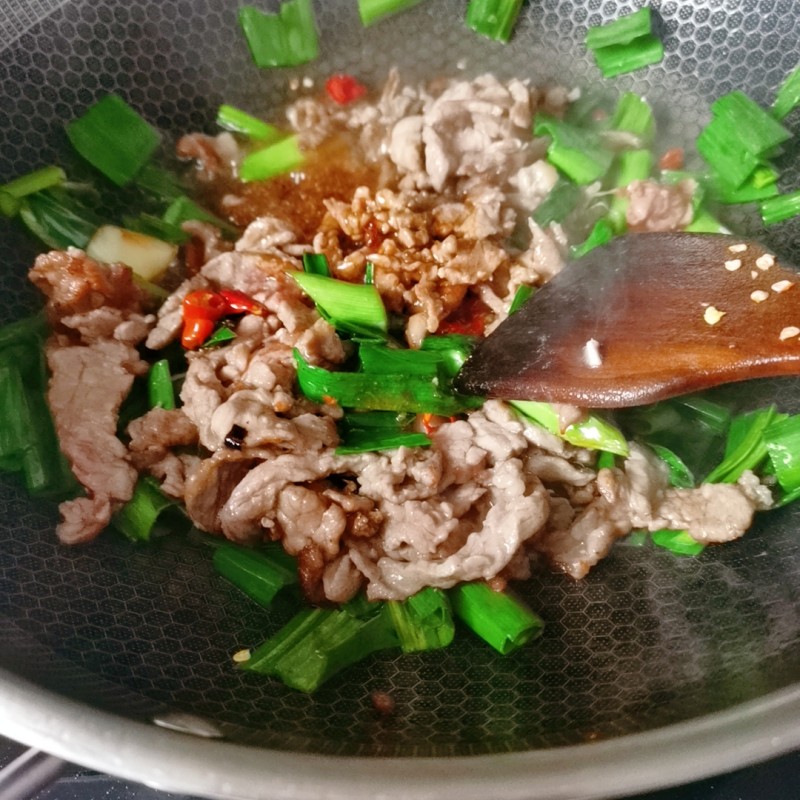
[703,306,726,325]
[756,253,776,270]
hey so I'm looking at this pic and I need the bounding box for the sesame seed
[751,290,769,303]
[232,649,251,663]
[780,326,800,341]
[751,270,759,279]
[772,280,794,293]
[756,253,775,270]
[728,243,748,253]
[704,306,726,325]
[724,259,742,271]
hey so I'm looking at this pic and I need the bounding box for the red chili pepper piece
[437,295,490,336]
[181,289,228,349]
[181,317,216,350]
[325,74,367,105]
[218,289,266,316]
[181,289,267,349]
[183,289,228,320]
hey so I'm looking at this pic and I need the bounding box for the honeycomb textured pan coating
[1,0,799,759]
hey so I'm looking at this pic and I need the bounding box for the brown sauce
[202,134,382,241]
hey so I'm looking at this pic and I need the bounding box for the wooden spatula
[455,233,800,408]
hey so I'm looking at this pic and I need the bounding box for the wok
[1,1,799,798]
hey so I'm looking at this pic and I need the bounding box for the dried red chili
[325,74,367,105]
[218,289,266,316]
[181,288,270,349]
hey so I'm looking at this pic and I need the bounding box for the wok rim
[1,667,799,800]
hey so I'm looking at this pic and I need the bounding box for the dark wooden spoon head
[455,233,800,408]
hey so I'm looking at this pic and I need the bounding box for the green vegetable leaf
[65,94,160,186]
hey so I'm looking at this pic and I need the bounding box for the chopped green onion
[696,119,760,191]
[0,166,66,214]
[508,285,533,315]
[532,176,581,227]
[213,542,298,608]
[358,342,441,376]
[619,395,732,480]
[302,251,331,276]
[610,92,654,142]
[216,104,284,143]
[18,188,101,250]
[162,195,236,237]
[202,326,237,348]
[607,149,654,232]
[364,261,375,284]
[711,164,779,205]
[591,34,664,78]
[0,358,28,472]
[335,427,430,455]
[133,164,185,202]
[764,414,800,493]
[122,213,189,245]
[147,359,176,410]
[294,350,482,416]
[241,605,398,692]
[510,400,629,456]
[239,135,305,183]
[238,1,319,68]
[387,587,455,652]
[760,190,800,225]
[0,312,48,350]
[697,91,790,191]
[621,530,648,547]
[595,450,618,471]
[291,271,388,338]
[0,191,20,218]
[705,406,781,484]
[585,9,664,78]
[684,206,730,234]
[683,395,733,436]
[111,475,182,543]
[570,217,615,259]
[65,94,160,186]
[419,334,478,379]
[534,115,614,185]
[358,0,424,27]
[651,529,705,557]
[710,91,791,158]
[564,87,616,129]
[131,273,171,301]
[449,582,544,655]
[0,346,76,498]
[336,410,430,454]
[772,64,800,120]
[465,0,523,43]
[649,443,695,488]
[585,8,654,51]
[342,592,383,620]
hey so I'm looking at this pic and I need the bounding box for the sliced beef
[47,340,148,543]
[29,249,148,326]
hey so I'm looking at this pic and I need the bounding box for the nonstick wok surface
[0,1,799,798]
